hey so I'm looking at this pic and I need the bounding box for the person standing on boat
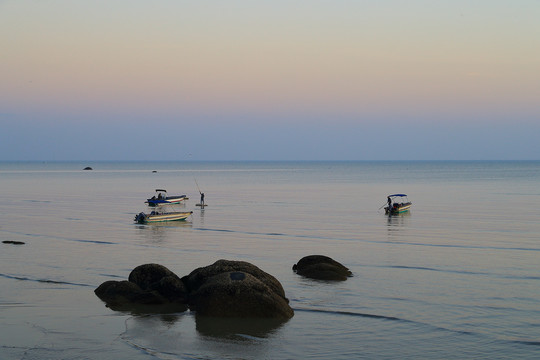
[387,196,392,209]
[200,192,205,206]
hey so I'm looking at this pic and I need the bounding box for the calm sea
[1,161,539,359]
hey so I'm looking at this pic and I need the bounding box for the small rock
[95,280,165,305]
[293,255,352,281]
[2,241,25,245]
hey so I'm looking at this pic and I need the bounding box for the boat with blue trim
[146,189,188,206]
[384,194,412,215]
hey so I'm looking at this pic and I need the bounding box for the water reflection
[122,313,286,359]
[196,206,205,226]
[135,221,192,242]
[104,302,188,315]
[195,315,288,340]
[385,212,411,228]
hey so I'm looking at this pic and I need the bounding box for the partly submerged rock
[2,240,25,245]
[95,280,166,305]
[95,264,187,313]
[83,166,93,170]
[183,259,287,300]
[188,271,293,319]
[293,255,352,281]
[183,259,294,319]
[128,263,187,302]
[95,260,293,319]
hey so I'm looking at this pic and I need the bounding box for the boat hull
[135,211,192,224]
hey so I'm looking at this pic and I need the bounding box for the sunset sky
[1,0,539,160]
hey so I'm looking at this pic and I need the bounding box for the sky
[1,0,539,161]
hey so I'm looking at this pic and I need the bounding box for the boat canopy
[388,194,407,197]
[155,189,167,192]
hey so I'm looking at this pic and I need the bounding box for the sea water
[1,161,539,359]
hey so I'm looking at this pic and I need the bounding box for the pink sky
[1,1,539,160]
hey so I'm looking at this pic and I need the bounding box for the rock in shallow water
[183,259,287,300]
[183,260,294,319]
[2,240,25,245]
[188,270,294,319]
[95,260,293,319]
[293,255,352,281]
[94,264,188,313]
[128,263,187,302]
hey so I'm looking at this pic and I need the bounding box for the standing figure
[200,192,205,206]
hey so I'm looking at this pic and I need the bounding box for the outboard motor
[134,212,146,223]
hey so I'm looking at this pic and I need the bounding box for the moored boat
[384,194,412,215]
[146,189,188,206]
[134,210,193,224]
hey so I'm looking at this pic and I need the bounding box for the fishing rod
[379,196,392,210]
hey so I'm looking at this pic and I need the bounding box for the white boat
[134,209,192,224]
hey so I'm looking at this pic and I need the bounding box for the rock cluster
[95,260,293,319]
[96,256,352,318]
[293,255,352,281]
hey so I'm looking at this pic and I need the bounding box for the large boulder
[293,255,352,281]
[183,259,287,300]
[184,260,293,319]
[128,263,187,302]
[94,264,188,312]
